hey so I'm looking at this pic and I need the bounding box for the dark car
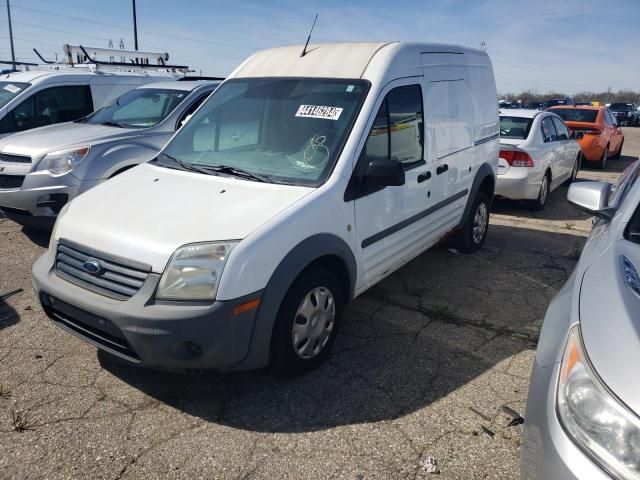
[609,103,639,127]
[542,98,575,110]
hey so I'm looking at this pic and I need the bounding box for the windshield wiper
[200,164,273,183]
[156,153,219,176]
[101,121,127,128]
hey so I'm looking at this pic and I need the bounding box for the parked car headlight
[557,324,640,479]
[37,146,90,175]
[156,241,238,301]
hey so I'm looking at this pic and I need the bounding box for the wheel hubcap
[472,202,488,244]
[292,286,335,359]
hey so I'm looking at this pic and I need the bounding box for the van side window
[551,117,569,140]
[5,85,93,133]
[541,116,557,142]
[361,85,423,167]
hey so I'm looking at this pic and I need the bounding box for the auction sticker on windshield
[295,105,343,121]
[3,84,22,94]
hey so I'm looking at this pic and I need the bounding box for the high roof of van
[231,42,491,82]
[0,69,179,84]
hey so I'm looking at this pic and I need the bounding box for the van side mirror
[571,131,584,140]
[363,159,405,187]
[567,181,615,220]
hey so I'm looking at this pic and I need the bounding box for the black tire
[531,171,550,211]
[450,191,490,254]
[270,267,343,375]
[613,139,624,160]
[563,154,581,186]
[599,145,609,170]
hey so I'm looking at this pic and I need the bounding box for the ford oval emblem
[82,259,102,275]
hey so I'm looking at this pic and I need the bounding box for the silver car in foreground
[497,109,582,210]
[521,160,640,479]
[0,80,219,228]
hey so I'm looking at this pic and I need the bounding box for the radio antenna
[300,14,318,57]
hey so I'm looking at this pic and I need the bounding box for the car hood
[55,162,314,273]
[0,122,139,159]
[580,238,640,414]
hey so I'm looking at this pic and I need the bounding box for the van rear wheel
[270,267,343,375]
[450,191,490,254]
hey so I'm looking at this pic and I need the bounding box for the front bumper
[0,168,99,225]
[32,248,261,371]
[495,167,542,200]
[520,357,611,480]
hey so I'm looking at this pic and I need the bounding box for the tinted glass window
[3,85,92,133]
[551,109,598,123]
[610,103,632,111]
[161,78,367,186]
[0,81,30,109]
[541,116,557,142]
[84,88,188,128]
[604,110,614,126]
[362,96,389,160]
[500,116,532,139]
[177,92,212,129]
[551,117,570,140]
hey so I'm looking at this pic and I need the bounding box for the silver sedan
[521,159,640,479]
[497,109,583,210]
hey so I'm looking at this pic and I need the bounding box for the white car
[496,109,582,210]
[32,42,499,374]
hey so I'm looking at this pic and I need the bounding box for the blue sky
[1,0,639,94]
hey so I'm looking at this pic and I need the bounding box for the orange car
[549,106,624,169]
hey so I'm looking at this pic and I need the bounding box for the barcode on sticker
[295,105,343,121]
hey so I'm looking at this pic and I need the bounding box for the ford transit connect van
[32,42,499,374]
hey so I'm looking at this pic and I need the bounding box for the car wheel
[450,191,490,253]
[270,267,343,375]
[613,140,624,160]
[531,171,550,211]
[599,145,609,170]
[563,154,580,186]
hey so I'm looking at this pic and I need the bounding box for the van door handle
[436,164,449,175]
[417,171,431,183]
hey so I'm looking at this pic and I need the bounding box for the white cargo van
[32,42,499,374]
[0,69,184,139]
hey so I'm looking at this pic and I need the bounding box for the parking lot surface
[1,129,638,480]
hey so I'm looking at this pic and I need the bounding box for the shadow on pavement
[492,185,591,222]
[0,297,19,331]
[20,226,51,248]
[99,222,582,434]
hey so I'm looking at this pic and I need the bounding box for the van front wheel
[270,267,343,375]
[451,191,490,254]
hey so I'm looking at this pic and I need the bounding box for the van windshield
[159,78,368,186]
[82,88,189,128]
[0,81,30,109]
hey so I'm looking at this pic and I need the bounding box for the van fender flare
[458,162,495,229]
[235,234,357,370]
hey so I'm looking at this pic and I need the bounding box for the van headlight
[156,241,238,301]
[557,324,640,479]
[37,146,90,175]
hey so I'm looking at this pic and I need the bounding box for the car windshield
[83,88,189,128]
[609,103,632,111]
[500,116,533,139]
[159,78,368,186]
[0,81,30,109]
[551,109,598,123]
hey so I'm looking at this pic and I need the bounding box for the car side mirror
[567,181,615,220]
[363,159,405,187]
[571,131,584,140]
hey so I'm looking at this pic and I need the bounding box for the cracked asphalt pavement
[1,129,638,479]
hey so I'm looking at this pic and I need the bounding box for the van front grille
[0,175,25,189]
[55,240,151,300]
[0,153,31,164]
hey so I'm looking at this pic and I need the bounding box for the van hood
[579,239,640,414]
[0,122,139,159]
[55,162,314,273]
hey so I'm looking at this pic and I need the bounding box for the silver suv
[521,160,640,479]
[0,80,219,227]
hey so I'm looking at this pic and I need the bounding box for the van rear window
[499,116,532,139]
[551,109,598,123]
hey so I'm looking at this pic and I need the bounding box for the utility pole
[6,0,16,70]
[132,0,139,51]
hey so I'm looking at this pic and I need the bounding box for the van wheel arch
[459,163,495,229]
